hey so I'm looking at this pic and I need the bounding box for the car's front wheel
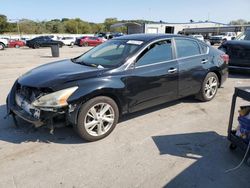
[74,96,119,141]
[33,43,40,49]
[0,43,5,50]
[196,72,219,102]
[83,42,88,47]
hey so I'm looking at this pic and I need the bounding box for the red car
[75,36,105,47]
[8,39,25,48]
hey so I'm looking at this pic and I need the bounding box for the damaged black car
[7,34,228,141]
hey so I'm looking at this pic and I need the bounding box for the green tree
[64,19,79,33]
[104,18,118,32]
[0,14,8,33]
[46,20,64,33]
[19,19,38,34]
[229,19,248,25]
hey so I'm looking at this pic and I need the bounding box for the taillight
[221,54,229,64]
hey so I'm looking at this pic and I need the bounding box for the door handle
[168,68,177,73]
[201,59,208,64]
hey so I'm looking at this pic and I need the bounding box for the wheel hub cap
[84,103,115,137]
[205,77,218,99]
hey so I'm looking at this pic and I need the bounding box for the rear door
[174,38,209,97]
[126,39,178,112]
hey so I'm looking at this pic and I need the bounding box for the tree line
[0,14,249,35]
[0,14,128,34]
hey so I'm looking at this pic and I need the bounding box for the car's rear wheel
[70,42,74,46]
[74,96,119,141]
[0,43,5,50]
[196,72,219,102]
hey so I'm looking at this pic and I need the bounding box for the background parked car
[60,37,76,46]
[75,36,105,47]
[219,28,250,73]
[94,32,110,40]
[210,32,236,45]
[20,37,30,45]
[8,39,25,48]
[190,34,211,45]
[0,38,8,50]
[108,32,124,39]
[26,36,64,49]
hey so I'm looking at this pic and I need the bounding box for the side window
[199,43,208,54]
[136,40,172,67]
[175,39,201,58]
[90,37,97,40]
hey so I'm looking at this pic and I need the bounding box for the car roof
[115,34,181,42]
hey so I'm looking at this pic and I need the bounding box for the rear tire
[74,96,119,141]
[196,72,219,102]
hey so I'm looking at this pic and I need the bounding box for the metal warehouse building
[111,21,228,34]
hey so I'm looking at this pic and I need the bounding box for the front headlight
[32,86,78,108]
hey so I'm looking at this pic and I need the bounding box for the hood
[18,59,107,88]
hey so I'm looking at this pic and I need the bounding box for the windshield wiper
[72,59,97,67]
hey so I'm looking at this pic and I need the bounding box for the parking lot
[0,47,250,188]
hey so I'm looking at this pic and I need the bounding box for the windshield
[72,39,143,68]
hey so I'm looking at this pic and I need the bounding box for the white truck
[209,32,236,45]
[0,38,8,50]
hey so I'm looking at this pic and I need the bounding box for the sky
[0,0,250,23]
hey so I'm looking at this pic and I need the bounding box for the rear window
[175,38,201,58]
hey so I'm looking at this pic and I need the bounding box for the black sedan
[26,36,64,49]
[7,34,228,141]
[219,28,250,73]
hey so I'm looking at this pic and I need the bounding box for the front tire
[83,42,88,47]
[0,43,5,50]
[74,96,119,141]
[196,72,219,102]
[33,43,40,49]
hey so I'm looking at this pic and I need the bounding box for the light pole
[9,19,21,39]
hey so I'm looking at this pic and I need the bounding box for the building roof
[148,21,228,25]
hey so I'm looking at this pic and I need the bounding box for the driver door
[125,39,178,113]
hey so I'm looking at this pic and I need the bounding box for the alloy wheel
[84,103,115,137]
[204,77,218,99]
